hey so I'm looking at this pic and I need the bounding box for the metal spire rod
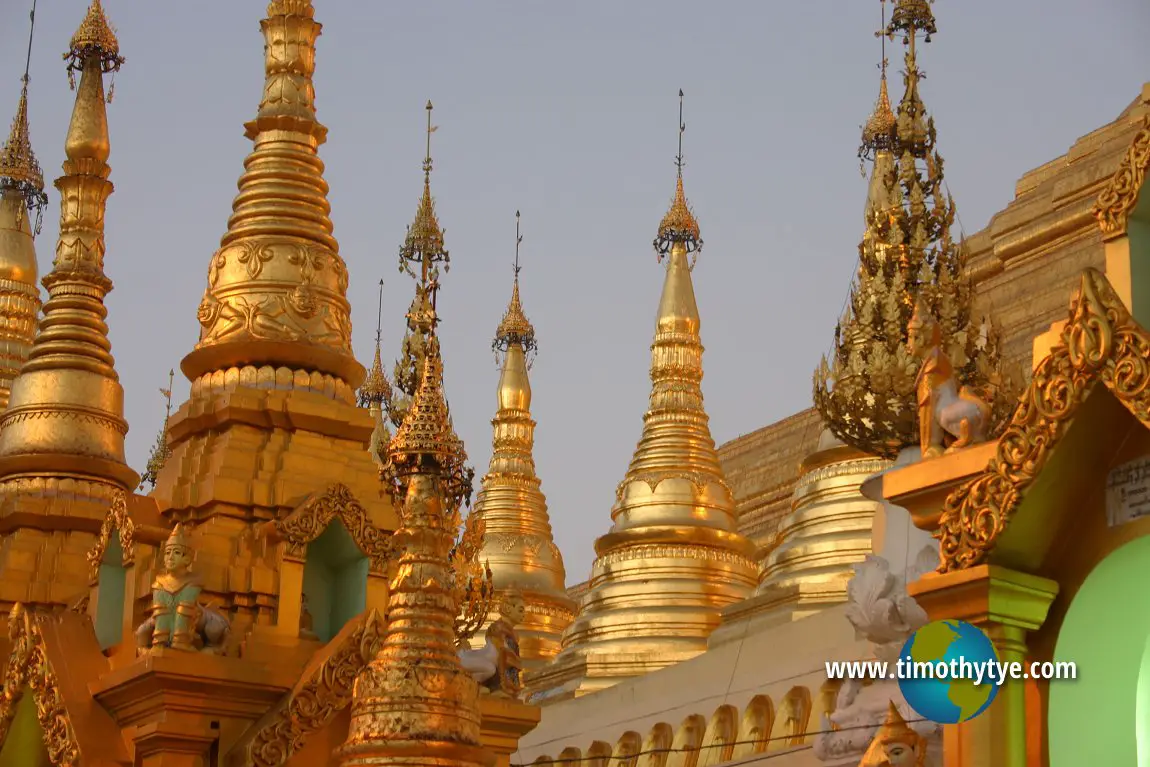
[23,0,37,84]
[375,278,384,344]
[675,89,685,176]
[513,210,522,280]
[875,0,888,75]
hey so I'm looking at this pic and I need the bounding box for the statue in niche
[299,592,318,641]
[458,590,525,698]
[135,524,231,655]
[858,702,928,767]
[813,548,941,765]
[906,299,991,459]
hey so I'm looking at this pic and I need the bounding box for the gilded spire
[0,0,137,491]
[474,212,573,666]
[0,0,46,413]
[389,102,450,428]
[184,0,363,392]
[139,370,174,490]
[342,148,488,765]
[860,13,897,161]
[813,0,1013,460]
[534,93,756,698]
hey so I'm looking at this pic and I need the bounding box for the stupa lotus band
[0,1,1144,767]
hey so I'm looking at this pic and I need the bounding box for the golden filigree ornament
[452,510,495,646]
[1093,114,1150,238]
[139,369,174,489]
[358,279,394,409]
[653,90,702,264]
[813,0,1015,460]
[936,268,1150,572]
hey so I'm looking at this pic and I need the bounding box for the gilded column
[472,212,574,667]
[531,94,757,700]
[0,12,47,414]
[0,0,136,493]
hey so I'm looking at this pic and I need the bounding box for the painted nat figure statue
[906,299,992,459]
[135,524,230,655]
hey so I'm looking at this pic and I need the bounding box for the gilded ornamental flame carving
[937,268,1150,571]
[235,609,386,767]
[262,482,397,573]
[1093,114,1150,238]
[186,0,361,388]
[813,1,1013,460]
[0,605,82,767]
[85,490,134,582]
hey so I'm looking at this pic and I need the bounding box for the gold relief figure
[859,703,927,767]
[136,524,230,655]
[906,298,991,458]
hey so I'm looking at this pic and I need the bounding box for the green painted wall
[0,694,50,767]
[1049,534,1150,766]
[301,519,369,642]
[95,535,126,650]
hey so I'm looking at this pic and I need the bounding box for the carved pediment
[265,483,396,573]
[1093,114,1150,239]
[227,609,385,767]
[85,491,171,584]
[938,268,1150,571]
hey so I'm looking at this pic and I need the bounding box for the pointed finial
[423,100,437,181]
[0,0,48,233]
[654,89,702,259]
[139,368,175,490]
[494,210,537,362]
[375,278,385,344]
[359,278,394,409]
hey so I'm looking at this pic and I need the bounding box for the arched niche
[733,695,773,759]
[0,694,50,767]
[585,741,612,767]
[1049,534,1150,766]
[612,731,642,767]
[770,687,811,750]
[557,747,582,765]
[302,518,369,642]
[639,723,673,767]
[697,705,737,767]
[665,714,706,767]
[93,534,126,650]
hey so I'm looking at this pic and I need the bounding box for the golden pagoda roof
[184,0,363,389]
[400,102,450,272]
[860,71,897,155]
[654,175,701,255]
[493,212,537,354]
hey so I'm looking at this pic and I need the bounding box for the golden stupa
[469,212,575,667]
[530,93,758,700]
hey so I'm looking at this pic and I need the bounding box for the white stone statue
[813,546,941,766]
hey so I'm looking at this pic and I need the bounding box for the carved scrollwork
[270,483,397,573]
[242,610,386,767]
[937,268,1150,571]
[1093,115,1150,238]
[0,605,82,767]
[86,490,134,583]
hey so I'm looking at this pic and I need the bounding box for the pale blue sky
[1,1,1147,582]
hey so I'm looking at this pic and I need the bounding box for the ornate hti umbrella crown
[812,0,1015,459]
[65,0,124,77]
[399,101,450,277]
[1,1,48,233]
[493,210,537,363]
[860,66,897,159]
[654,89,702,258]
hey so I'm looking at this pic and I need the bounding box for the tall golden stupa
[0,0,1147,766]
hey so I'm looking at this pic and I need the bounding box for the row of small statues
[132,523,527,704]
